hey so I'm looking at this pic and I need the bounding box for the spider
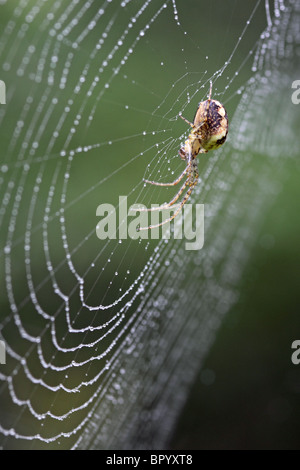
[138,81,228,231]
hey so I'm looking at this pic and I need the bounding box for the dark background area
[172,162,300,449]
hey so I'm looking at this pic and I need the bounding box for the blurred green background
[172,164,300,449]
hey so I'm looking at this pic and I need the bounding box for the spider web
[0,0,299,450]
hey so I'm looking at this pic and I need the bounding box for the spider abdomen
[179,94,228,162]
[194,99,228,152]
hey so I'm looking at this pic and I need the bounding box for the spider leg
[194,121,205,133]
[144,167,187,187]
[192,159,199,183]
[179,114,206,131]
[208,80,213,100]
[138,179,198,231]
[141,160,193,212]
[139,179,189,212]
[179,114,194,128]
[138,163,198,230]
